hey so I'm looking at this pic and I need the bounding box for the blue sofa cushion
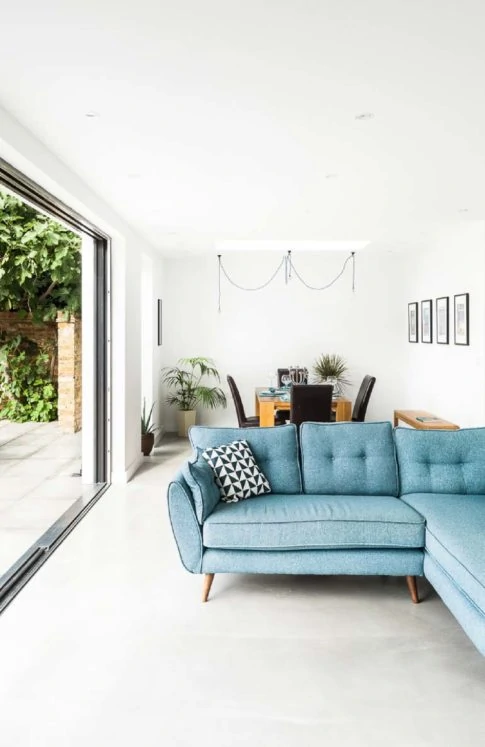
[189,424,301,494]
[400,492,485,614]
[182,449,220,523]
[395,427,485,495]
[203,493,425,550]
[300,422,399,496]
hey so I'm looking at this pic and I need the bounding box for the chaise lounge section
[395,427,485,655]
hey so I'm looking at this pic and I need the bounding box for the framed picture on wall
[408,302,418,343]
[454,293,469,345]
[436,296,449,344]
[421,299,433,343]
[157,299,163,346]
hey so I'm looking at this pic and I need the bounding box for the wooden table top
[394,409,460,430]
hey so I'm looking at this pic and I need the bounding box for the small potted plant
[162,357,227,437]
[141,399,158,456]
[313,353,350,396]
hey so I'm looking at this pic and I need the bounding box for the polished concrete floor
[0,420,83,575]
[1,435,485,747]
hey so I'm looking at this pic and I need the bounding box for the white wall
[163,231,485,432]
[0,104,162,482]
[162,251,405,429]
[395,222,485,427]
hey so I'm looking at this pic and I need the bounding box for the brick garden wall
[0,311,57,377]
[57,313,82,432]
[0,311,81,432]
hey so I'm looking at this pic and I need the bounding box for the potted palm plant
[313,353,350,396]
[141,399,158,456]
[162,357,227,437]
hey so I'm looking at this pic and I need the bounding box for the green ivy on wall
[0,334,57,422]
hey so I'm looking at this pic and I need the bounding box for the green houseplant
[141,399,158,456]
[162,357,227,437]
[313,353,350,396]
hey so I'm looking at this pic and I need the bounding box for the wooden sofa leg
[202,573,215,603]
[406,575,419,604]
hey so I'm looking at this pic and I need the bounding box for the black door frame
[0,157,110,609]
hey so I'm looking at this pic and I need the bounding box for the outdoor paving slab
[25,476,84,501]
[4,458,75,480]
[0,476,47,501]
[0,421,83,577]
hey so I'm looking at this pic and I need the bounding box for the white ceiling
[0,0,484,253]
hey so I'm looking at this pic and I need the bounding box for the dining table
[255,387,353,426]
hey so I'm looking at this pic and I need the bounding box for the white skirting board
[111,427,166,483]
[111,454,144,484]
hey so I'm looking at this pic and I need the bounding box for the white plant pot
[177,409,196,438]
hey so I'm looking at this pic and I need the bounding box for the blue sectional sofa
[167,421,485,655]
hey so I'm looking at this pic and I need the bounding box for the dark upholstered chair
[289,384,333,427]
[227,375,285,428]
[351,375,376,422]
[276,368,309,421]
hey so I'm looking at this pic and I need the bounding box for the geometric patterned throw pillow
[201,439,271,503]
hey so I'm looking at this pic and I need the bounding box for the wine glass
[281,373,291,389]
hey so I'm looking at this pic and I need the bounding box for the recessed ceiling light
[85,111,100,118]
[355,112,375,120]
[127,173,141,179]
[325,173,338,179]
[458,208,469,213]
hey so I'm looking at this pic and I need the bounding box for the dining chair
[351,375,376,422]
[227,375,285,428]
[276,368,309,422]
[289,384,333,427]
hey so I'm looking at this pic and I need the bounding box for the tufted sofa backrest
[300,421,399,496]
[395,427,485,495]
[189,424,302,494]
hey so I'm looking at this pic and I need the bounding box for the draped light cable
[217,251,355,310]
[218,254,286,311]
[287,251,355,292]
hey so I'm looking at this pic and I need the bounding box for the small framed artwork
[454,293,469,345]
[408,302,418,343]
[157,299,163,346]
[421,299,433,343]
[436,296,449,344]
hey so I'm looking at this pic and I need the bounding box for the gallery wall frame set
[408,293,469,346]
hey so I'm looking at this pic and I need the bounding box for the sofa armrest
[181,452,220,523]
[167,473,203,574]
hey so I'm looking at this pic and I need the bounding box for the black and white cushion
[201,439,271,502]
